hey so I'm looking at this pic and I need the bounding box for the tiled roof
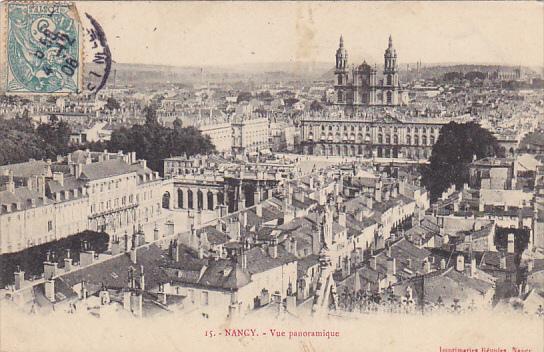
[245,246,297,274]
[62,244,168,292]
[0,160,48,178]
[80,159,135,181]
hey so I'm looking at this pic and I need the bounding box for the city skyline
[78,1,544,68]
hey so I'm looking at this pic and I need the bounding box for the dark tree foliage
[310,100,324,111]
[443,72,464,81]
[0,230,109,287]
[36,117,72,158]
[237,92,252,103]
[105,107,216,172]
[105,97,121,110]
[0,115,72,165]
[464,71,486,81]
[420,122,501,201]
[495,227,530,254]
[284,98,299,108]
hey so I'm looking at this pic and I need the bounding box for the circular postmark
[81,12,112,95]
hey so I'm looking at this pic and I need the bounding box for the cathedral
[334,35,406,107]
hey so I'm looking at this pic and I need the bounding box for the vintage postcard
[0,1,543,352]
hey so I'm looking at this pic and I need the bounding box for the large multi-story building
[232,115,270,154]
[0,150,164,254]
[334,35,408,107]
[300,110,446,159]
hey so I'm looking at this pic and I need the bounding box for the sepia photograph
[0,1,543,351]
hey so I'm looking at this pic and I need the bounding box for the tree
[236,92,252,103]
[310,100,323,112]
[105,123,215,173]
[143,105,158,126]
[36,118,72,158]
[420,122,501,201]
[105,97,121,110]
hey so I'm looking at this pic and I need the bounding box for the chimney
[338,212,346,228]
[124,232,129,252]
[6,173,15,193]
[391,184,398,198]
[268,238,278,259]
[130,247,137,264]
[456,254,465,272]
[153,225,159,241]
[80,250,95,267]
[424,260,431,274]
[370,256,377,271]
[383,189,390,202]
[366,196,373,210]
[44,279,55,302]
[440,258,446,270]
[399,178,406,195]
[290,238,298,257]
[52,172,64,186]
[64,249,73,271]
[507,233,515,254]
[171,240,179,262]
[407,258,412,269]
[387,257,396,275]
[228,220,241,241]
[240,211,247,228]
[499,254,507,270]
[74,163,83,178]
[374,189,381,203]
[37,175,46,197]
[139,265,145,291]
[14,269,25,290]
[43,260,59,280]
[468,257,476,278]
[527,259,534,273]
[239,251,248,270]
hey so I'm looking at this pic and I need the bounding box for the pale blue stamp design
[6,2,82,94]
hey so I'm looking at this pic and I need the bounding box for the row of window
[308,132,436,145]
[314,124,439,134]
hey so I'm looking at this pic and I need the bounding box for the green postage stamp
[3,1,83,94]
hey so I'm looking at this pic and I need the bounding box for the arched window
[386,91,393,104]
[207,191,214,210]
[177,189,184,208]
[407,135,411,145]
[387,75,392,86]
[414,135,419,146]
[162,192,170,209]
[422,135,427,145]
[385,135,391,144]
[187,189,194,209]
[217,192,225,205]
[378,134,383,144]
[430,136,435,144]
[197,190,204,210]
[393,135,399,144]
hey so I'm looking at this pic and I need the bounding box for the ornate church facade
[334,35,406,107]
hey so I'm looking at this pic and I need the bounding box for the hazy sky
[78,1,544,67]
